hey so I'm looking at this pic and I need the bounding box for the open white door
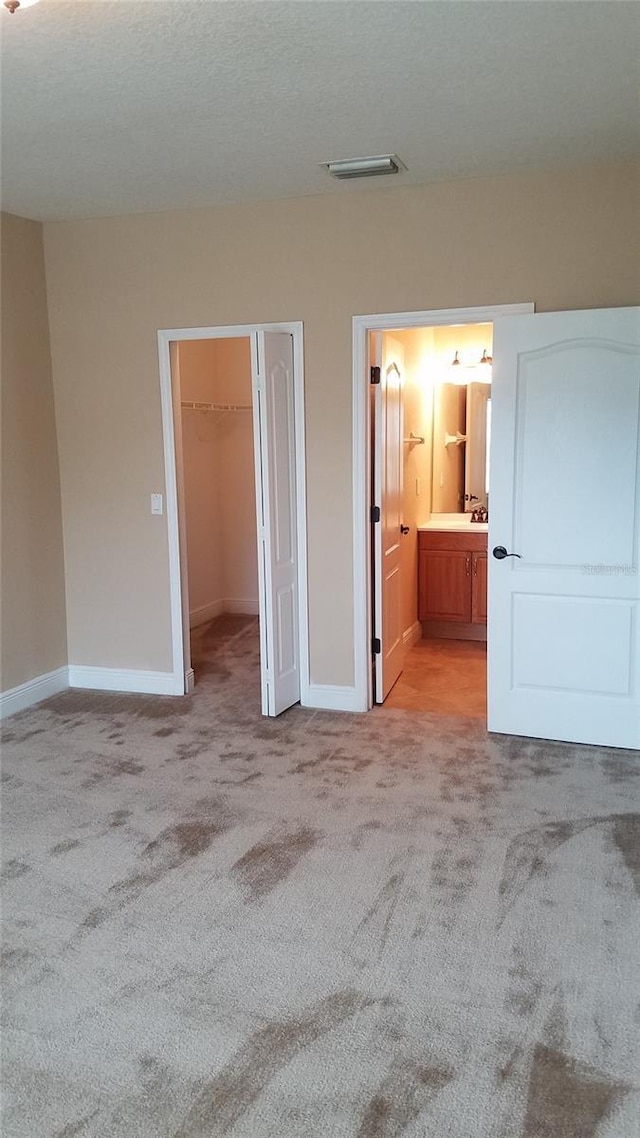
[373,333,406,702]
[252,331,300,716]
[489,307,640,749]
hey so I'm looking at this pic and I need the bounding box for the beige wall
[42,161,640,685]
[179,342,224,617]
[178,338,257,622]
[218,409,258,607]
[1,213,67,690]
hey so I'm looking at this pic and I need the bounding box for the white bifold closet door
[251,331,301,716]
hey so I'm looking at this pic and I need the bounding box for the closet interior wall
[178,338,258,628]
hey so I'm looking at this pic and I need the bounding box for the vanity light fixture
[449,350,469,385]
[449,348,492,384]
[478,348,493,383]
[3,0,41,12]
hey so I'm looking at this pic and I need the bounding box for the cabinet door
[472,552,488,624]
[419,550,472,622]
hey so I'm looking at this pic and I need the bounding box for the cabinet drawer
[418,530,488,553]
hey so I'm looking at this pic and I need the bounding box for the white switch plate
[151,493,164,515]
[416,478,421,496]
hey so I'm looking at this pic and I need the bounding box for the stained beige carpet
[2,614,639,1137]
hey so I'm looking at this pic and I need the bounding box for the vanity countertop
[419,514,488,533]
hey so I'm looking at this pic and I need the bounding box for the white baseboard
[190,598,259,628]
[0,666,69,719]
[68,666,182,696]
[302,683,366,713]
[403,620,422,648]
[189,599,225,628]
[224,597,259,615]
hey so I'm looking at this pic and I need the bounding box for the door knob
[493,545,521,560]
[400,525,410,535]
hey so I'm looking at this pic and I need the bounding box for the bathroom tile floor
[385,637,487,718]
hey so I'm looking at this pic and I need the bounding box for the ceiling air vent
[324,154,406,180]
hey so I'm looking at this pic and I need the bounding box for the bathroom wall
[432,323,493,373]
[431,384,467,513]
[431,323,493,514]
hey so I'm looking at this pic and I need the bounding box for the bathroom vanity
[418,516,488,641]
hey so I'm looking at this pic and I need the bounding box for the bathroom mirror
[431,380,490,513]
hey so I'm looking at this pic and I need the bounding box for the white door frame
[157,322,309,702]
[352,303,534,712]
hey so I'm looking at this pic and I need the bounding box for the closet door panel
[252,331,300,716]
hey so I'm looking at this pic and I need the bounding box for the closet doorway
[158,323,308,716]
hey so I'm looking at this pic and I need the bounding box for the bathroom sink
[419,513,488,532]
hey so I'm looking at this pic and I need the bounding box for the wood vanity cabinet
[471,550,488,623]
[418,529,488,640]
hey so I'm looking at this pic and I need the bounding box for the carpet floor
[1,614,639,1138]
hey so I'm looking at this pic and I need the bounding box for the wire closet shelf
[180,401,252,413]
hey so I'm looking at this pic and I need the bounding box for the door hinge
[370,505,381,523]
[370,366,381,384]
[372,637,381,655]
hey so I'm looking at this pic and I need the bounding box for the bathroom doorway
[352,303,534,715]
[370,321,494,716]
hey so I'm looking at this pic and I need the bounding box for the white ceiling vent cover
[324,154,406,180]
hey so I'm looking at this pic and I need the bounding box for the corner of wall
[1,212,68,697]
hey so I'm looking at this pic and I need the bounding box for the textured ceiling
[1,0,639,221]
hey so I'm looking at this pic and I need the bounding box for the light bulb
[4,0,42,13]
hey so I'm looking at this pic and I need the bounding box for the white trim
[189,600,225,628]
[157,321,309,705]
[158,336,186,691]
[68,666,182,696]
[302,684,366,713]
[224,597,260,616]
[0,666,68,719]
[353,303,535,712]
[403,620,422,649]
[190,598,260,627]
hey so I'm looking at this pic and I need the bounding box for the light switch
[151,493,164,516]
[416,478,421,496]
